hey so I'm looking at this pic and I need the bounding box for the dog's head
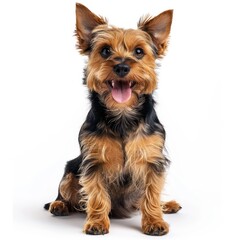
[75,3,173,109]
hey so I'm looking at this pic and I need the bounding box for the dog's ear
[76,3,107,54]
[138,10,173,57]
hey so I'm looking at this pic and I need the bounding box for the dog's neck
[87,91,160,138]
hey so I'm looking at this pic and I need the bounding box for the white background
[1,0,239,239]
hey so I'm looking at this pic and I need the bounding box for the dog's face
[75,3,173,109]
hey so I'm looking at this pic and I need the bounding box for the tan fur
[59,173,81,208]
[138,10,173,57]
[125,133,165,182]
[79,135,123,233]
[81,171,111,234]
[161,200,182,214]
[86,28,158,106]
[141,172,169,235]
[49,200,69,216]
[75,3,107,54]
[124,132,168,234]
[80,135,124,181]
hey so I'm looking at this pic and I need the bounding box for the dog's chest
[103,130,164,183]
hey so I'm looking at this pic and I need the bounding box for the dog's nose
[113,64,130,77]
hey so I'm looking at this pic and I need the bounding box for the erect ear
[75,3,107,54]
[138,10,173,57]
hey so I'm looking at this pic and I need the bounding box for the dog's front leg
[126,133,169,236]
[141,171,169,236]
[80,166,111,235]
[79,135,123,235]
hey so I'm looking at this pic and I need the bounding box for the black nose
[113,64,130,77]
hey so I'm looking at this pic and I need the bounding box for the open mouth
[107,80,136,103]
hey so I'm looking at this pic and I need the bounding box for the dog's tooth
[112,80,115,87]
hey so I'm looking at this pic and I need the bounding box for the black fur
[79,91,166,139]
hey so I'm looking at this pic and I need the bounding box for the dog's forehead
[92,25,152,48]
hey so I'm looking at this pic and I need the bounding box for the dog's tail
[43,202,50,210]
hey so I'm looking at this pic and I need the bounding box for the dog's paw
[142,220,169,236]
[162,200,182,214]
[49,200,69,216]
[84,221,109,235]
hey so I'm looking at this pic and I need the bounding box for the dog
[44,3,181,236]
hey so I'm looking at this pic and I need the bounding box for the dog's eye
[100,46,111,58]
[134,48,144,59]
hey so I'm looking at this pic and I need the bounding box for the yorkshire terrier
[44,3,181,236]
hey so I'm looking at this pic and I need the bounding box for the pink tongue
[111,81,132,103]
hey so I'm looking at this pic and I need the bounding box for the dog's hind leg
[45,198,70,216]
[161,200,182,214]
[44,156,82,216]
